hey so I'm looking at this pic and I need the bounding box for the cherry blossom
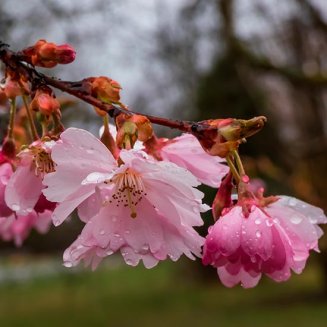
[5,140,55,216]
[202,196,327,288]
[0,162,53,246]
[43,128,207,268]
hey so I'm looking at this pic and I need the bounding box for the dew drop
[11,204,20,211]
[266,220,273,227]
[99,230,105,235]
[254,218,261,225]
[125,230,130,234]
[106,250,113,255]
[255,230,262,238]
[309,216,318,224]
[64,262,73,268]
[288,198,297,206]
[290,215,303,225]
[142,244,149,251]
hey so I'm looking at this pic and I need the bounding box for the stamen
[105,168,145,218]
[29,145,55,176]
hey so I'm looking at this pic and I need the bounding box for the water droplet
[309,216,318,224]
[290,215,302,225]
[106,250,113,255]
[112,216,118,222]
[288,198,297,206]
[64,262,73,268]
[11,204,20,211]
[242,230,246,235]
[26,208,33,213]
[266,220,273,227]
[222,225,228,230]
[241,175,250,183]
[142,244,149,251]
[76,245,84,250]
[86,149,94,154]
[52,214,61,226]
[125,230,130,234]
[125,259,133,265]
[99,230,105,235]
[250,256,257,263]
[255,230,262,238]
[114,233,120,237]
[254,219,261,225]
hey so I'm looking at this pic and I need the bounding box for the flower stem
[232,150,245,176]
[22,94,39,140]
[8,97,16,139]
[226,155,240,183]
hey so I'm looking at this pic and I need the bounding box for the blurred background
[0,0,327,326]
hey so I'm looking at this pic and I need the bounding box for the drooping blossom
[203,195,327,288]
[43,128,207,268]
[0,162,53,246]
[5,139,55,216]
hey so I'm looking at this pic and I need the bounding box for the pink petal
[5,164,43,215]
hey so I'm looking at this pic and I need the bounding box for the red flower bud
[30,89,60,116]
[22,39,76,68]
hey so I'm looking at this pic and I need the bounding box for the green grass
[0,258,326,327]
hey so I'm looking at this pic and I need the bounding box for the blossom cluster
[0,39,326,288]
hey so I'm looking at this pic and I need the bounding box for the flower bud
[22,39,76,68]
[130,115,153,142]
[116,121,138,150]
[0,76,29,99]
[191,116,266,157]
[1,137,16,159]
[91,76,121,104]
[30,89,60,116]
[212,171,233,220]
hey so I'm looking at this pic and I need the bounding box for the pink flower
[202,196,327,288]
[0,162,53,246]
[101,126,228,188]
[0,209,52,247]
[5,140,55,216]
[43,128,207,268]
[156,134,228,187]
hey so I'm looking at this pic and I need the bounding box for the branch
[0,44,194,133]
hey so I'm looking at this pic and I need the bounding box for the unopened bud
[22,39,76,68]
[1,137,16,159]
[91,76,121,104]
[116,121,138,149]
[191,116,266,157]
[219,116,267,141]
[130,115,153,142]
[30,88,60,116]
[1,77,29,99]
[212,171,233,220]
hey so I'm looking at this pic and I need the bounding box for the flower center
[30,146,55,176]
[105,168,146,218]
